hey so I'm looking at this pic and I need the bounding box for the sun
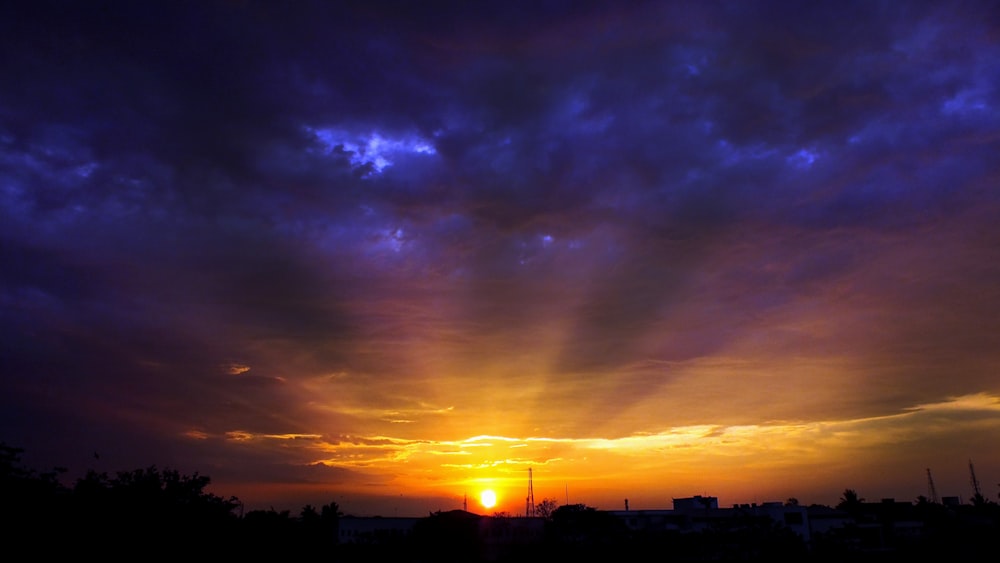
[480,489,497,510]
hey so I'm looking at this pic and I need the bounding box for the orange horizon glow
[197,392,1000,516]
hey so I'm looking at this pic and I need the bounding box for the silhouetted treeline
[4,442,998,562]
[1,443,339,558]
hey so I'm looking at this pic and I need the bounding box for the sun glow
[480,489,497,509]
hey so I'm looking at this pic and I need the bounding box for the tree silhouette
[321,500,343,521]
[535,497,559,519]
[301,503,320,520]
[1,442,72,546]
[298,500,342,553]
[69,465,241,557]
[836,488,863,514]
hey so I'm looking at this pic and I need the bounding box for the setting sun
[480,489,497,510]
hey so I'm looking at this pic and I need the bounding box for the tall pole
[526,467,535,517]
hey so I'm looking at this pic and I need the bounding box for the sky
[2,0,1000,517]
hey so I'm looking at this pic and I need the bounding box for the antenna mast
[926,468,939,503]
[526,467,535,517]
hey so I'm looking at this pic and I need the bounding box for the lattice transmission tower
[970,459,984,502]
[926,468,939,504]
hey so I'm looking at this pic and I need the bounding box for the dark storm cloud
[8,1,992,357]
